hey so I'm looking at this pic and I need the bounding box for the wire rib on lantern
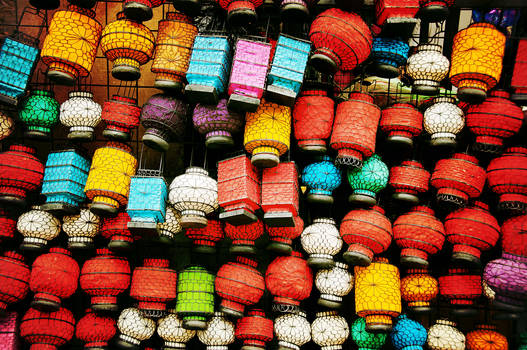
[438,268,482,315]
[20,307,75,350]
[380,103,423,148]
[59,91,102,141]
[511,38,527,103]
[370,37,410,78]
[17,206,61,251]
[101,211,135,251]
[466,325,508,350]
[115,307,156,349]
[261,162,299,227]
[347,154,389,206]
[427,319,465,350]
[400,268,438,312]
[0,251,30,313]
[274,311,311,350]
[388,160,430,204]
[18,89,60,140]
[101,93,141,141]
[301,156,341,205]
[351,317,387,350]
[266,215,304,255]
[193,99,244,149]
[225,220,264,254]
[185,219,224,253]
[390,314,427,350]
[315,262,353,309]
[123,0,163,22]
[311,311,349,350]
[197,312,235,350]
[406,44,450,96]
[301,218,343,269]
[76,309,116,350]
[157,310,196,350]
[235,309,273,350]
[63,207,101,249]
[215,0,264,25]
[418,0,455,22]
[423,96,465,147]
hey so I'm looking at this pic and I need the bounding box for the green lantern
[347,154,389,206]
[18,89,60,139]
[519,332,527,350]
[351,317,387,350]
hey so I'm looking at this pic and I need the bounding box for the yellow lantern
[450,23,506,103]
[152,12,197,91]
[41,5,102,85]
[244,99,291,168]
[355,257,401,333]
[84,142,138,217]
[400,268,438,313]
[101,12,155,81]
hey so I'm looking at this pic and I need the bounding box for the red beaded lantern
[80,248,131,312]
[375,0,419,27]
[261,162,299,227]
[29,248,79,312]
[235,309,274,349]
[0,145,44,207]
[100,211,135,252]
[438,268,482,313]
[388,160,430,204]
[215,256,265,318]
[445,201,500,266]
[225,219,264,254]
[215,0,264,25]
[185,219,224,253]
[380,103,423,148]
[393,206,445,267]
[340,206,392,267]
[75,309,116,350]
[20,307,75,350]
[130,258,177,318]
[511,38,527,102]
[100,95,141,141]
[0,251,30,313]
[0,209,16,241]
[330,92,381,168]
[266,215,304,255]
[430,153,486,209]
[501,215,527,258]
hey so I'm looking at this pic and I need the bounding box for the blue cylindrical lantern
[40,149,90,215]
[347,154,389,206]
[371,37,410,79]
[301,156,341,204]
[390,314,427,350]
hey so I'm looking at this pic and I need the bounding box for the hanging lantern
[17,206,61,251]
[501,214,527,258]
[59,91,101,141]
[101,94,142,141]
[215,0,263,25]
[168,166,219,228]
[370,37,410,78]
[331,92,381,168]
[438,268,482,313]
[261,162,299,227]
[427,319,465,350]
[309,8,372,74]
[85,142,138,216]
[101,211,135,251]
[76,309,116,350]
[115,307,156,349]
[347,154,389,206]
[380,103,423,147]
[418,0,455,22]
[0,209,16,241]
[388,161,430,204]
[406,44,450,96]
[266,216,304,255]
[20,307,75,350]
[235,309,273,350]
[123,0,163,22]
[274,311,311,350]
[355,258,401,332]
[423,96,465,147]
[301,218,343,268]
[311,311,349,350]
[41,5,102,84]
[101,13,155,81]
[0,311,19,350]
[0,251,30,313]
[400,268,438,312]
[315,262,353,309]
[390,314,427,350]
[193,99,244,149]
[197,312,235,349]
[225,220,264,254]
[340,206,392,266]
[511,38,527,103]
[351,317,387,350]
[185,219,224,253]
[157,205,183,243]
[301,156,341,204]
[375,0,419,27]
[18,89,60,139]
[157,310,196,350]
[175,265,215,330]
[0,110,15,140]
[63,208,101,249]
[80,248,131,312]
[466,325,508,350]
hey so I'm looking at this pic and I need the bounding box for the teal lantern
[390,314,427,350]
[351,317,387,350]
[301,155,342,204]
[347,154,389,206]
[18,89,60,140]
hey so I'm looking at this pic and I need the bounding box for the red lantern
[333,69,354,97]
[388,160,430,204]
[235,309,274,349]
[29,248,79,312]
[0,145,44,207]
[21,307,75,350]
[375,0,419,27]
[215,0,264,25]
[418,0,455,22]
[100,211,135,251]
[75,309,116,350]
[130,258,177,318]
[511,38,527,102]
[438,268,482,312]
[266,215,304,255]
[225,219,264,254]
[0,251,30,312]
[340,206,392,266]
[500,214,527,258]
[0,209,16,241]
[393,205,445,267]
[100,95,141,141]
[185,219,224,253]
[330,92,381,168]
[215,256,265,318]
[380,103,423,147]
[261,162,299,227]
[80,248,131,312]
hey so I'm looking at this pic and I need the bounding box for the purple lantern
[193,99,244,149]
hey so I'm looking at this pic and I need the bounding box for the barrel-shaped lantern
[126,173,168,232]
[261,162,298,227]
[59,91,102,141]
[311,311,350,350]
[197,312,235,349]
[371,37,410,78]
[406,44,450,96]
[274,311,311,350]
[193,99,244,149]
[511,38,527,103]
[400,268,438,312]
[66,210,100,250]
[0,209,16,241]
[101,94,142,141]
[389,160,430,204]
[438,268,482,313]
[185,219,224,253]
[347,154,389,206]
[423,96,465,147]
[17,207,61,251]
[380,103,423,147]
[156,205,182,244]
[301,156,341,204]
[466,325,508,350]
[301,218,343,269]
[18,89,60,140]
[0,251,30,313]
[157,311,196,349]
[315,262,354,309]
[235,309,274,349]
[100,211,135,251]
[266,216,304,255]
[115,307,156,349]
[76,309,116,350]
[390,314,427,350]
[225,220,264,254]
[427,319,465,350]
[21,307,75,350]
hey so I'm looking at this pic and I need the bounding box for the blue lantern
[266,34,311,107]
[41,149,90,215]
[185,34,231,105]
[371,37,410,79]
[301,155,341,204]
[347,154,389,206]
[390,314,427,350]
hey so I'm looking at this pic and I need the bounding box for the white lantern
[406,44,450,96]
[59,91,102,142]
[423,97,465,147]
[274,311,311,350]
[482,280,496,301]
[168,167,218,229]
[0,109,15,141]
[197,312,235,350]
[17,206,61,251]
[116,307,156,349]
[63,207,101,249]
[311,311,349,350]
[315,262,354,309]
[157,309,196,349]
[301,218,343,269]
[427,319,465,350]
[157,205,182,244]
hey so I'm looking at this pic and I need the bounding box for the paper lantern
[41,5,102,84]
[511,38,527,102]
[438,268,482,312]
[215,0,263,25]
[59,91,101,141]
[115,307,156,349]
[157,311,196,350]
[484,253,527,312]
[301,218,343,268]
[80,248,131,312]
[126,172,168,232]
[423,96,465,147]
[388,160,430,204]
[20,307,75,350]
[225,220,264,254]
[311,311,349,350]
[18,89,60,139]
[63,208,101,249]
[351,317,387,350]
[101,94,141,141]
[501,215,527,258]
[309,8,372,74]
[85,142,138,216]
[197,312,235,349]
[157,205,182,243]
[101,13,155,81]
[390,314,427,350]
[17,207,61,251]
[301,156,341,204]
[235,309,273,350]
[400,268,438,312]
[466,325,508,350]
[375,0,419,27]
[193,99,244,149]
[331,92,381,168]
[123,0,163,22]
[380,103,423,147]
[371,37,410,78]
[315,262,353,309]
[427,319,465,350]
[101,211,135,251]
[0,251,30,313]
[0,209,16,241]
[274,311,311,350]
[406,44,450,95]
[261,162,299,227]
[168,166,218,228]
[347,154,389,206]
[266,215,304,255]
[76,309,116,350]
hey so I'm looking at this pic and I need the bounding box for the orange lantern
[400,268,438,312]
[466,325,508,350]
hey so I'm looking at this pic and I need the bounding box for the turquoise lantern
[18,89,60,140]
[390,315,427,350]
[301,156,342,204]
[370,37,410,78]
[351,317,387,350]
[347,154,389,206]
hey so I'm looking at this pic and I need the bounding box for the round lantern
[309,8,372,74]
[406,44,450,96]
[0,208,16,241]
[0,110,14,141]
[101,13,155,81]
[18,89,60,139]
[0,251,30,313]
[370,37,410,78]
[389,160,430,204]
[168,167,218,228]
[101,94,142,141]
[351,317,387,350]
[116,307,156,349]
[347,154,389,206]
[418,0,455,22]
[311,311,349,350]
[466,325,508,350]
[59,91,102,141]
[501,214,527,258]
[438,268,482,313]
[101,211,135,251]
[380,103,423,147]
[445,201,500,266]
[400,268,438,312]
[301,217,343,268]
[266,216,304,255]
[123,0,163,22]
[315,262,353,309]
[423,97,465,147]
[41,5,102,85]
[157,310,196,350]
[235,309,273,350]
[274,311,311,350]
[450,23,506,103]
[193,99,244,149]
[76,309,116,350]
[157,205,183,243]
[80,248,131,312]
[427,319,465,350]
[63,208,101,249]
[215,256,265,318]
[17,206,61,251]
[185,219,224,253]
[301,156,342,204]
[390,314,427,350]
[197,312,235,349]
[340,206,392,266]
[20,307,75,350]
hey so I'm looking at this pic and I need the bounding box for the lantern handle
[137,143,164,176]
[13,6,46,46]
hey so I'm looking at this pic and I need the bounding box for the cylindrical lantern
[157,205,183,243]
[17,206,61,251]
[389,160,430,204]
[418,0,455,22]
[63,208,101,249]
[466,325,508,350]
[101,94,141,141]
[100,211,135,251]
[76,309,116,350]
[18,89,60,139]
[375,0,419,27]
[115,307,156,349]
[438,268,482,312]
[0,251,30,313]
[235,309,273,350]
[157,310,196,350]
[185,219,224,253]
[347,154,389,206]
[20,307,75,350]
[266,216,304,255]
[274,311,311,350]
[400,268,438,312]
[423,96,465,147]
[484,253,527,312]
[315,262,353,309]
[406,44,450,96]
[215,0,263,25]
[197,312,235,350]
[123,0,163,21]
[59,91,102,141]
[301,217,343,268]
[126,172,168,232]
[225,220,264,254]
[261,162,299,227]
[371,37,410,78]
[511,38,527,102]
[301,156,341,204]
[0,208,16,241]
[427,319,465,350]
[311,311,349,350]
[351,317,387,350]
[193,99,244,149]
[380,103,423,147]
[390,314,427,350]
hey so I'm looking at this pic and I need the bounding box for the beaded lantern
[309,8,372,74]
[18,89,60,139]
[466,325,508,350]
[84,142,138,216]
[123,0,163,22]
[17,207,61,251]
[157,311,196,350]
[380,103,423,148]
[511,38,527,102]
[0,111,15,141]
[501,215,527,258]
[197,312,235,350]
[115,307,156,349]
[423,96,465,147]
[29,248,79,312]
[331,92,381,168]
[400,269,438,312]
[0,208,16,241]
[59,91,102,141]
[215,0,263,25]
[101,13,155,81]
[301,156,341,204]
[311,311,349,350]
[355,258,402,332]
[390,315,427,350]
[261,162,299,227]
[235,309,273,350]
[351,317,387,350]
[157,205,183,243]
[418,0,455,22]
[274,311,311,350]
[371,37,410,78]
[80,248,131,312]
[141,94,188,152]
[375,0,419,27]
[193,99,244,149]
[101,94,142,141]
[63,208,101,249]
[175,266,215,330]
[301,218,343,268]
[427,319,465,350]
[266,216,304,255]
[450,23,506,103]
[347,154,389,206]
[101,211,135,251]
[406,44,450,95]
[20,307,75,350]
[76,309,116,350]
[168,166,219,228]
[438,268,482,313]
[225,220,264,254]
[41,5,102,85]
[0,252,30,313]
[388,161,430,204]
[315,262,353,309]
[185,219,224,253]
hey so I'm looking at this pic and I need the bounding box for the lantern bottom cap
[123,1,154,21]
[429,137,456,148]
[193,245,216,254]
[227,8,257,26]
[412,84,439,96]
[90,202,119,217]
[67,0,97,8]
[451,252,481,267]
[40,202,78,216]
[143,133,170,152]
[112,65,141,82]
[437,194,465,211]
[227,94,260,113]
[181,216,208,229]
[128,221,158,233]
[68,130,94,142]
[205,135,234,149]
[400,255,429,267]
[68,240,94,250]
[307,193,334,205]
[493,311,521,320]
[115,338,140,350]
[498,200,527,215]
[386,135,414,148]
[266,242,292,255]
[317,297,341,309]
[154,79,184,92]
[369,62,400,79]
[157,234,175,246]
[264,212,295,227]
[307,256,335,269]
[473,142,502,155]
[92,302,119,313]
[335,156,362,169]
[417,4,449,23]
[343,251,371,267]
[365,323,392,333]
[511,92,527,104]
[85,347,106,350]
[0,195,26,208]
[309,53,338,75]
[392,192,419,204]
[24,130,50,140]
[457,87,487,104]
[251,153,279,168]
[30,298,60,312]
[19,241,45,252]
[219,209,258,226]
[230,244,257,255]
[220,305,244,318]
[451,308,477,317]
[300,144,327,154]
[348,193,377,207]
[185,85,218,105]
[280,2,308,21]
[266,85,297,107]
[183,319,208,330]
[492,300,525,313]
[103,129,131,142]
[410,306,433,313]
[47,69,75,85]
[171,0,201,16]
[241,346,265,350]
[108,240,133,252]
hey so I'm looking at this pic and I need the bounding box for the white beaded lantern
[157,310,196,349]
[423,96,465,147]
[168,167,218,229]
[406,44,450,96]
[482,280,496,301]
[116,307,156,349]
[427,319,465,350]
[197,312,235,350]
[157,205,182,242]
[17,206,61,251]
[315,262,354,309]
[274,311,311,350]
[63,207,101,249]
[59,91,102,141]
[301,218,343,269]
[0,109,15,141]
[311,311,349,350]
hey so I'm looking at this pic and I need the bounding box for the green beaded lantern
[18,89,60,140]
[347,154,389,206]
[351,317,387,350]
[519,332,527,350]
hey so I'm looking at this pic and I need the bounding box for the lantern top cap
[9,144,36,154]
[96,248,113,256]
[416,43,443,52]
[436,319,456,326]
[68,91,94,98]
[475,324,497,331]
[334,262,348,269]
[236,256,258,267]
[185,166,209,176]
[373,257,389,264]
[406,268,429,274]
[111,95,138,104]
[471,201,489,211]
[67,4,96,18]
[315,311,338,317]
[447,267,470,274]
[247,309,265,317]
[432,96,457,104]
[400,160,425,168]
[49,247,72,256]
[290,251,303,258]
[489,89,511,99]
[504,147,527,155]
[165,11,193,23]
[312,217,336,225]
[143,258,170,268]
[413,205,434,215]
[4,251,25,262]
[371,206,385,215]
[105,141,133,154]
